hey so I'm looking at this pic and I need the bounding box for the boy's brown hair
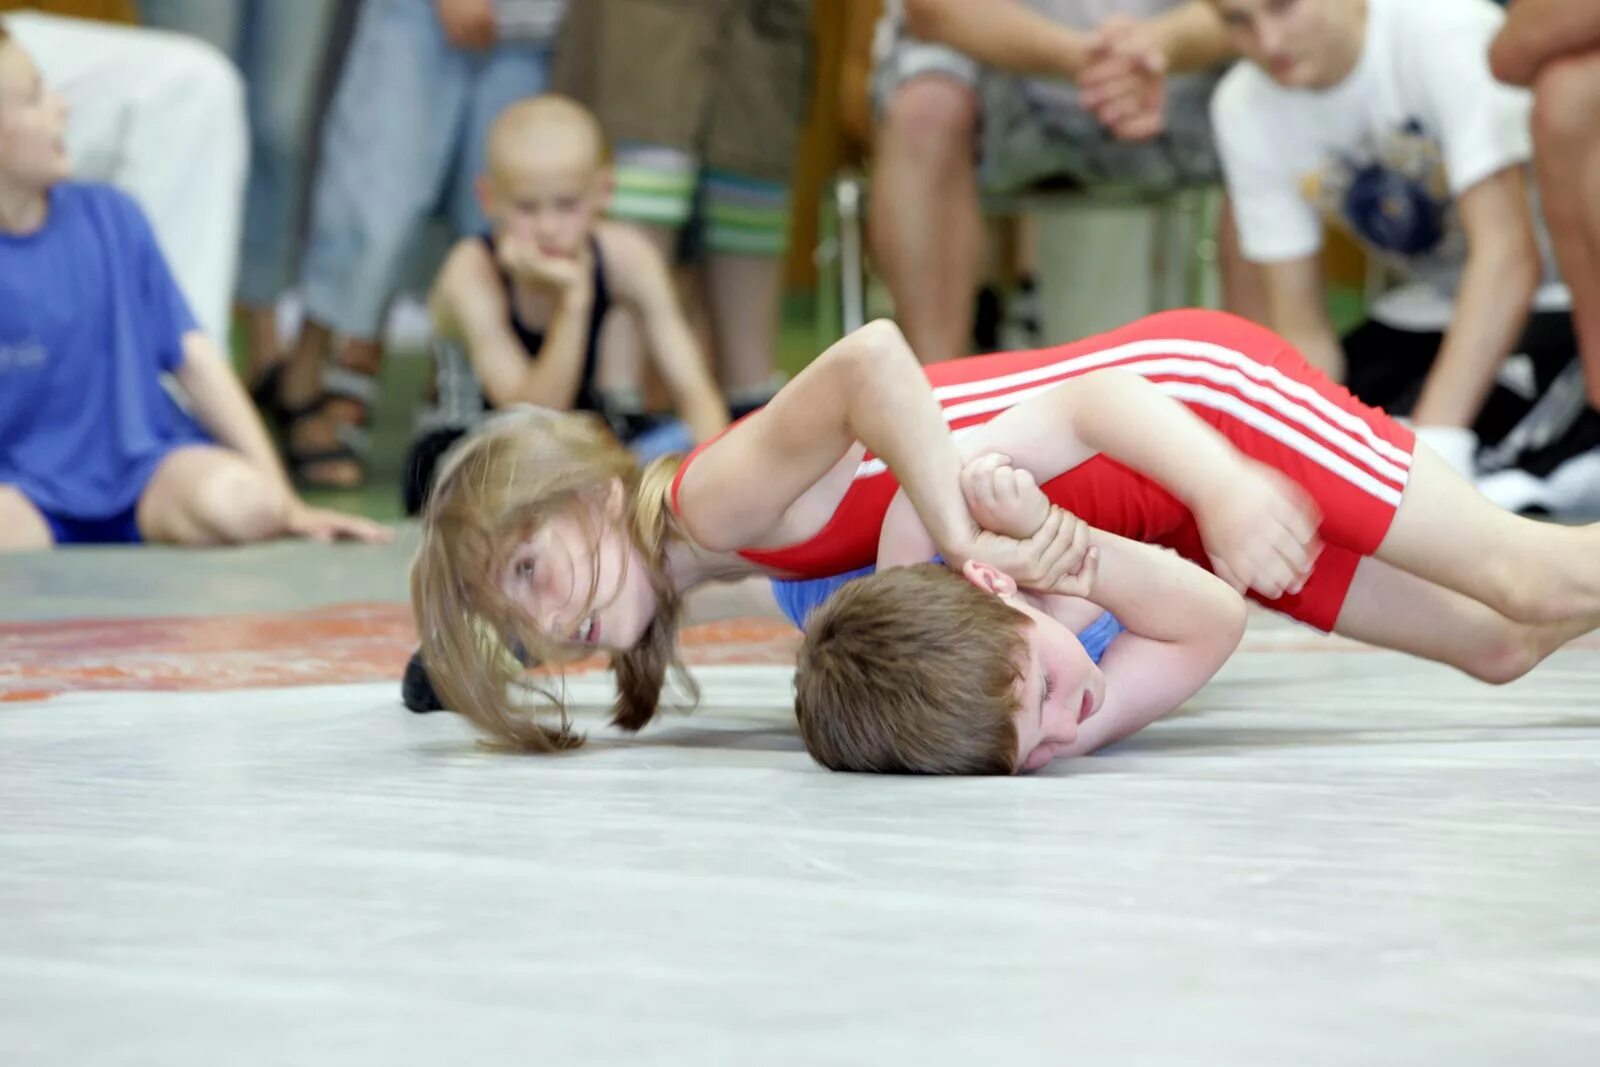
[793,564,1031,775]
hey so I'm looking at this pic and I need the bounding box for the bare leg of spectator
[0,487,54,552]
[134,446,290,546]
[1530,53,1600,409]
[869,76,984,364]
[704,253,784,402]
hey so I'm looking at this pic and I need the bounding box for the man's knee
[878,76,980,167]
[0,487,54,551]
[1532,54,1600,149]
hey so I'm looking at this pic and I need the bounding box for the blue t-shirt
[0,183,207,519]
[771,565,1126,664]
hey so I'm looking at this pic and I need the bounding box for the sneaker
[1546,447,1600,516]
[1477,466,1555,514]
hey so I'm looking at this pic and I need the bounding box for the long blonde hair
[411,409,696,751]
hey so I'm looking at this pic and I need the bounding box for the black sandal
[282,395,365,489]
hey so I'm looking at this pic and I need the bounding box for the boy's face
[481,149,608,262]
[0,41,70,188]
[962,562,1104,773]
[1211,0,1355,90]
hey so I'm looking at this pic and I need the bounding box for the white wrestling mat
[4,612,1599,1066]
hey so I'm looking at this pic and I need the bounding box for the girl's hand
[961,452,1052,540]
[970,506,1095,596]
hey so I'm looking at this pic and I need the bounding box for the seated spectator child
[0,27,386,550]
[401,95,730,516]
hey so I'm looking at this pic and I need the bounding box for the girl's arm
[675,320,984,563]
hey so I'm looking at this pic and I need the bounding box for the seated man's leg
[9,12,247,344]
[868,39,984,364]
[1531,52,1600,409]
[0,487,54,552]
[135,446,289,546]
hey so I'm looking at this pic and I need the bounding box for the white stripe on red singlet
[930,338,1412,466]
[853,340,1412,505]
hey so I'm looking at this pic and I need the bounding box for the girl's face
[497,485,661,655]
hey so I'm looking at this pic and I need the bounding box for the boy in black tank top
[403,95,729,516]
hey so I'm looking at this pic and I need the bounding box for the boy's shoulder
[50,181,154,238]
[55,180,143,217]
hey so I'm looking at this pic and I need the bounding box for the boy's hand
[436,0,498,50]
[285,500,393,545]
[970,506,1093,596]
[497,238,593,297]
[961,452,1051,540]
[1194,460,1321,599]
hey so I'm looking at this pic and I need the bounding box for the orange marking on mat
[8,604,1594,700]
[1,689,55,703]
[0,606,803,697]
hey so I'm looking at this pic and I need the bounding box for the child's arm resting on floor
[603,226,729,442]
[430,237,592,411]
[1052,531,1246,757]
[173,333,390,543]
[964,368,1321,598]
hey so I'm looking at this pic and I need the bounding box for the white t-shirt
[1211,0,1567,331]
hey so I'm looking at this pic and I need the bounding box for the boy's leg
[0,487,54,552]
[135,446,289,546]
[601,145,698,406]
[1374,441,1600,625]
[702,170,789,404]
[1332,555,1598,685]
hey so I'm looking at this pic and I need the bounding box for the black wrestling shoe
[401,648,446,713]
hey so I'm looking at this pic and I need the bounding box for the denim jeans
[298,0,552,339]
[140,0,339,307]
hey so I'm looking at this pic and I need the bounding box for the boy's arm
[1049,532,1246,758]
[433,239,594,411]
[173,334,390,543]
[603,227,729,442]
[1490,0,1600,86]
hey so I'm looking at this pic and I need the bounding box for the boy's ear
[961,559,1017,598]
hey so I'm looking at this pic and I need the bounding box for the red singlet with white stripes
[672,310,1416,631]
